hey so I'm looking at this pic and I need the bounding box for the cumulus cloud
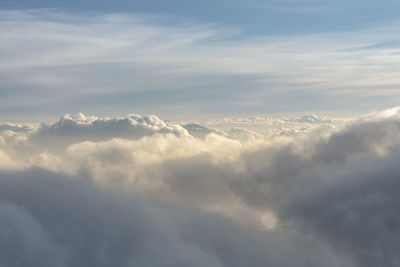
[287,114,334,124]
[0,123,33,134]
[31,113,188,150]
[0,168,346,267]
[2,108,400,266]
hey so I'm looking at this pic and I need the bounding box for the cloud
[1,9,400,118]
[182,123,265,142]
[281,155,400,267]
[31,113,188,150]
[287,114,334,124]
[0,168,221,267]
[0,202,65,267]
[0,123,33,134]
[2,108,400,266]
[182,123,220,139]
[0,168,348,267]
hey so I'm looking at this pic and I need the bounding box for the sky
[2,2,400,266]
[0,0,399,121]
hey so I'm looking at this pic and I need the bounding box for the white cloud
[1,108,400,266]
[31,113,188,151]
[0,10,399,118]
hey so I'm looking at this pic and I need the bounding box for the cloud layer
[1,9,399,118]
[1,108,400,266]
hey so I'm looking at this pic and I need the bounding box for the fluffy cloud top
[31,113,188,150]
[1,108,400,266]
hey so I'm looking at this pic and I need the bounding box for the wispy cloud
[0,9,399,119]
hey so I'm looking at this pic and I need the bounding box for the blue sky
[2,0,399,36]
[0,0,399,120]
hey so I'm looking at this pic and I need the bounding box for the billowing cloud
[1,108,400,266]
[281,155,400,267]
[0,168,348,267]
[31,113,188,150]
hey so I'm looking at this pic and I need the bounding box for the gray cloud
[0,168,222,267]
[0,168,346,267]
[182,123,219,139]
[287,114,335,124]
[280,155,400,266]
[0,123,33,134]
[1,108,400,266]
[0,202,65,267]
